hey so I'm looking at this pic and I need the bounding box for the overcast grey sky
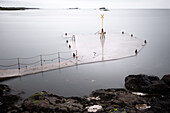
[1,0,170,8]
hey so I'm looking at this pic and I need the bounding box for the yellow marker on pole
[101,14,104,29]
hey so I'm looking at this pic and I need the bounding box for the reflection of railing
[0,50,77,70]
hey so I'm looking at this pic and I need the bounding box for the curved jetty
[0,32,145,79]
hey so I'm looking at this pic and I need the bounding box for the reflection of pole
[100,34,105,61]
[102,47,104,61]
[76,50,78,65]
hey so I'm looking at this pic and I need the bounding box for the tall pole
[101,14,105,60]
[40,55,43,66]
[58,52,60,68]
[101,14,104,29]
[18,58,20,70]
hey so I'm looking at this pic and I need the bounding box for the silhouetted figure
[101,28,104,34]
[131,34,133,37]
[144,40,147,44]
[122,31,124,34]
[69,45,71,48]
[100,28,106,39]
[135,49,138,55]
[65,33,67,36]
[66,40,68,43]
[73,53,76,58]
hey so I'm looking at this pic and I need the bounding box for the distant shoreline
[0,6,39,11]
[1,6,169,11]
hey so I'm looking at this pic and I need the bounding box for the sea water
[0,9,170,99]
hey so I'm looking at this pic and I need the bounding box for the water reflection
[100,29,106,61]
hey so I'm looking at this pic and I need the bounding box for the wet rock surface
[162,74,170,86]
[0,84,21,113]
[1,74,170,113]
[125,74,170,94]
[22,91,85,113]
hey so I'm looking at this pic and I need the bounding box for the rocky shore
[0,74,170,113]
[0,84,20,113]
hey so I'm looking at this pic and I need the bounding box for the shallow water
[0,9,170,99]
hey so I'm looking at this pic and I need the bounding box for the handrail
[0,63,18,67]
[0,50,77,70]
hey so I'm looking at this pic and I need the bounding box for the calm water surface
[0,9,170,99]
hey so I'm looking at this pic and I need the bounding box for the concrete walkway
[0,32,145,78]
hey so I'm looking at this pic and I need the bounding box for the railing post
[18,58,20,70]
[40,55,43,66]
[58,52,60,68]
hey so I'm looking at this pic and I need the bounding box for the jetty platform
[0,32,146,79]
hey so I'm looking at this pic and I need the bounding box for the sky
[0,0,170,9]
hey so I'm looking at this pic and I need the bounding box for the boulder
[0,84,20,113]
[148,80,170,94]
[0,84,10,96]
[90,88,146,112]
[125,74,170,94]
[125,74,152,92]
[148,76,160,82]
[22,91,84,113]
[162,74,170,86]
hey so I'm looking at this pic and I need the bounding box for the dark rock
[0,94,20,105]
[148,76,160,81]
[22,91,84,113]
[91,88,117,101]
[0,84,20,105]
[146,99,170,113]
[99,7,109,11]
[0,84,11,96]
[125,74,151,92]
[0,84,21,113]
[90,88,146,112]
[125,74,169,94]
[21,85,170,112]
[162,74,170,86]
[148,80,170,94]
[2,74,170,113]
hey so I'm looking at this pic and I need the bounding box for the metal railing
[0,50,78,70]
